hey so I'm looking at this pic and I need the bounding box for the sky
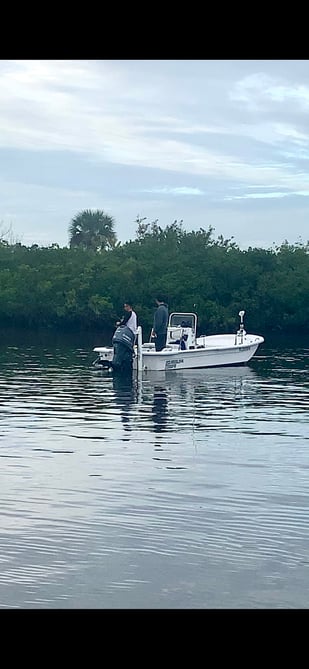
[0,59,309,249]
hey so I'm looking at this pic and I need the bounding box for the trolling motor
[235,310,246,345]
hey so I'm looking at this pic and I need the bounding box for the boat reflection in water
[108,364,259,436]
[151,386,169,433]
[112,373,138,432]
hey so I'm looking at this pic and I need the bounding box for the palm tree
[69,209,117,251]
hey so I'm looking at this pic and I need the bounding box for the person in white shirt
[116,301,138,335]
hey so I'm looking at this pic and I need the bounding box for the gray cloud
[0,60,308,247]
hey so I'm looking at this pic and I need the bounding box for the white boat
[93,310,264,372]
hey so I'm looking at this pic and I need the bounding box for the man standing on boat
[116,300,138,335]
[151,294,169,352]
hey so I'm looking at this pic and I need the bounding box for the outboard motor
[110,325,135,374]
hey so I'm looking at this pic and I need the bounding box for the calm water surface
[0,330,308,609]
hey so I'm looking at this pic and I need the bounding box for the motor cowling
[111,325,135,374]
[112,325,135,350]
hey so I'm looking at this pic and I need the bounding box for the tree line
[0,209,308,336]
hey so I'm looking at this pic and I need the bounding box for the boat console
[167,313,197,350]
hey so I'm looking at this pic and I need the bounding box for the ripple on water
[0,340,308,607]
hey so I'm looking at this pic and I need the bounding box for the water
[0,330,308,609]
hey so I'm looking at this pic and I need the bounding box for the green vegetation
[0,213,308,336]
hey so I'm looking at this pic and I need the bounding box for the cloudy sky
[1,59,309,248]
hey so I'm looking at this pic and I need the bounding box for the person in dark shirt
[151,294,169,352]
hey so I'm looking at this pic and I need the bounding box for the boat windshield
[169,314,196,329]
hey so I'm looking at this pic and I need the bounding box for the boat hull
[93,334,264,372]
[141,337,263,372]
